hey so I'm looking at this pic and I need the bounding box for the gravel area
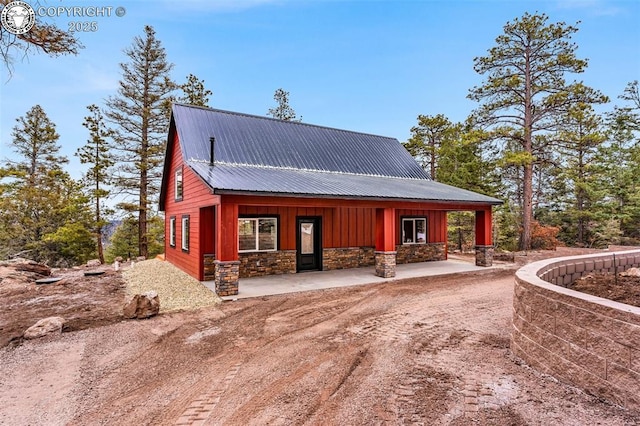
[123,259,220,312]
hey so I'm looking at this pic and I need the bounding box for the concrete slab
[202,258,494,301]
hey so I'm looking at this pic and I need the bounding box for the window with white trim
[239,217,277,252]
[402,217,427,244]
[175,167,183,201]
[169,216,176,247]
[181,215,190,251]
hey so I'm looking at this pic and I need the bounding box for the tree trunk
[521,163,533,250]
[521,44,533,251]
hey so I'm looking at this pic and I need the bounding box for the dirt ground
[571,273,640,307]
[1,248,640,425]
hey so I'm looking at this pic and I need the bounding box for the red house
[159,104,501,296]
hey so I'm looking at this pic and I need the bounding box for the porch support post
[214,202,239,296]
[375,207,396,278]
[475,208,494,267]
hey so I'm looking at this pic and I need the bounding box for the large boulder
[123,291,160,319]
[23,317,66,340]
[86,259,102,267]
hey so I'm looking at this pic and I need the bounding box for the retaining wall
[512,249,640,410]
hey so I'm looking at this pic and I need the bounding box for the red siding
[164,133,219,280]
[238,206,377,250]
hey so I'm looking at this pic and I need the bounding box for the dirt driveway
[1,258,639,425]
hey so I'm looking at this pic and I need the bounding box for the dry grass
[123,259,220,313]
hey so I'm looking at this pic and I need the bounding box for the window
[239,217,277,252]
[402,217,427,244]
[175,167,183,201]
[169,216,176,247]
[181,215,190,251]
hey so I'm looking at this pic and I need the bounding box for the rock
[2,258,51,277]
[115,256,123,263]
[136,256,146,262]
[23,317,65,340]
[621,267,640,277]
[86,259,102,267]
[494,251,515,262]
[123,291,160,319]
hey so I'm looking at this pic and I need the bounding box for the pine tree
[179,73,212,106]
[77,104,114,263]
[105,25,176,258]
[554,103,607,246]
[0,105,93,264]
[403,114,455,180]
[468,12,608,250]
[600,81,640,244]
[267,88,301,121]
[1,0,82,75]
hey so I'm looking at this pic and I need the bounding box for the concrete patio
[203,257,495,300]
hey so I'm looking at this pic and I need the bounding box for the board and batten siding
[239,206,447,250]
[164,133,219,280]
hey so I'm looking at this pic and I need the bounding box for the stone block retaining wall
[396,243,446,264]
[322,247,375,270]
[512,250,640,410]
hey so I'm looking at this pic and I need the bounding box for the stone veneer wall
[512,250,640,410]
[396,243,446,264]
[323,247,375,271]
[214,260,239,296]
[203,254,216,281]
[239,250,297,278]
[375,251,396,278]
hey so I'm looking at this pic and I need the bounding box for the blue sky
[1,0,639,178]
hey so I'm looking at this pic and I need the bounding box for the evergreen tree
[105,25,176,258]
[468,12,608,250]
[403,114,455,180]
[554,103,607,246]
[600,81,640,244]
[267,88,301,121]
[0,105,93,264]
[1,0,82,74]
[179,73,212,106]
[77,104,114,263]
[105,214,165,262]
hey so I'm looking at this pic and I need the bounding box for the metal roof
[162,104,502,207]
[172,104,430,179]
[187,162,502,204]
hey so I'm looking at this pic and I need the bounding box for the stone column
[214,260,240,296]
[375,251,397,278]
[475,245,494,267]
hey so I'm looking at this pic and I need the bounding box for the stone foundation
[214,260,240,296]
[203,253,216,281]
[375,251,397,278]
[475,245,494,267]
[323,247,375,270]
[239,250,296,278]
[396,243,446,264]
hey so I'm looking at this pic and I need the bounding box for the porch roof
[188,161,502,205]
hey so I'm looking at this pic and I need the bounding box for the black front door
[296,217,322,272]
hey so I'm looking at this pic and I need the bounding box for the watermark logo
[1,1,36,35]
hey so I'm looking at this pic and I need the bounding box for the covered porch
[205,255,494,300]
[209,194,496,297]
